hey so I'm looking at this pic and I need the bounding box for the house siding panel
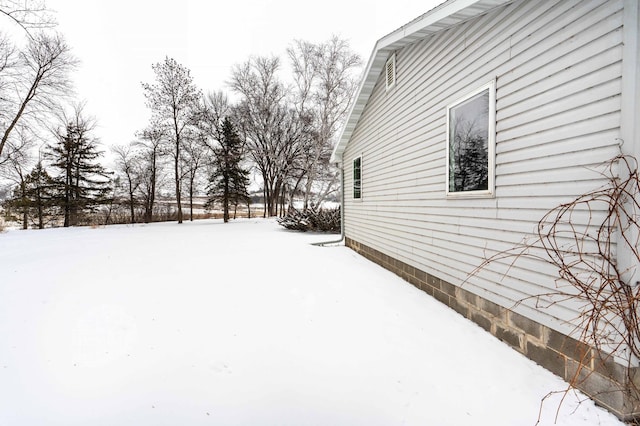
[342,0,623,335]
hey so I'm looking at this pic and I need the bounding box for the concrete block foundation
[345,237,640,421]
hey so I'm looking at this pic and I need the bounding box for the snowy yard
[0,219,624,425]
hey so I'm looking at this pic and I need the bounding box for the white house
[331,0,640,420]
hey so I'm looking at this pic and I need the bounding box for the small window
[446,81,495,196]
[353,157,362,199]
[385,54,396,91]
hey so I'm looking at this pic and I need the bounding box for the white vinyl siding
[342,0,624,336]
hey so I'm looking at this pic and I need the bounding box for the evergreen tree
[4,161,57,229]
[47,116,112,227]
[451,134,488,192]
[6,177,30,229]
[205,118,250,223]
[25,161,57,229]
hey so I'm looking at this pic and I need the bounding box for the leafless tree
[230,56,310,217]
[182,132,206,221]
[134,122,165,223]
[0,128,34,229]
[287,36,361,209]
[0,32,76,162]
[112,143,140,224]
[196,90,231,149]
[142,57,201,224]
[0,33,16,98]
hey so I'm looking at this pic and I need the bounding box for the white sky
[37,0,444,152]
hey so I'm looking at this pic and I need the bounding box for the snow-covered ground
[0,219,624,425]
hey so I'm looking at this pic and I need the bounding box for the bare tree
[142,57,201,224]
[0,33,16,101]
[287,36,361,209]
[182,132,206,221]
[135,122,165,223]
[230,56,309,217]
[197,90,231,149]
[0,0,56,35]
[112,143,140,224]
[195,90,255,220]
[0,32,76,162]
[0,128,34,229]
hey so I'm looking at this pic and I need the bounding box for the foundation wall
[346,237,640,420]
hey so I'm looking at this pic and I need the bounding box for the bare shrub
[472,153,640,417]
[278,207,340,232]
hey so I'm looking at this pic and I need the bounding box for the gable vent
[385,53,396,91]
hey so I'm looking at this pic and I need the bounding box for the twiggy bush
[278,207,340,233]
[473,154,640,414]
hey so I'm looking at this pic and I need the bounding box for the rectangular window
[446,81,495,196]
[353,156,362,199]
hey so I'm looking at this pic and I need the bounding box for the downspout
[312,162,345,246]
[618,0,640,287]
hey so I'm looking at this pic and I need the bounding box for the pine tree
[47,119,112,227]
[205,118,250,223]
[4,161,57,229]
[25,161,57,229]
[6,178,30,230]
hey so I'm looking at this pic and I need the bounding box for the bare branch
[0,0,56,38]
[470,152,640,416]
[0,31,76,161]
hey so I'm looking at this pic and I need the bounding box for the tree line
[0,1,362,229]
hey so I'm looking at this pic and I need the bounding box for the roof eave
[330,0,513,164]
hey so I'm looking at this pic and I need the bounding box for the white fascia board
[377,0,478,49]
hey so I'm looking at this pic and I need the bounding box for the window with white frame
[353,156,362,199]
[446,81,495,196]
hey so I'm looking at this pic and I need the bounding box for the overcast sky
[38,0,443,152]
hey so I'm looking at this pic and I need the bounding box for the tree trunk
[174,162,182,224]
[262,187,267,218]
[129,182,135,224]
[145,154,157,223]
[21,201,28,230]
[0,75,40,160]
[64,173,71,227]
[289,174,305,212]
[303,151,321,210]
[176,184,182,223]
[174,131,183,224]
[223,174,230,223]
[18,180,28,230]
[36,188,44,229]
[189,179,194,221]
[283,188,287,215]
[270,179,282,217]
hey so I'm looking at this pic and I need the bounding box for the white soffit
[331,0,513,163]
